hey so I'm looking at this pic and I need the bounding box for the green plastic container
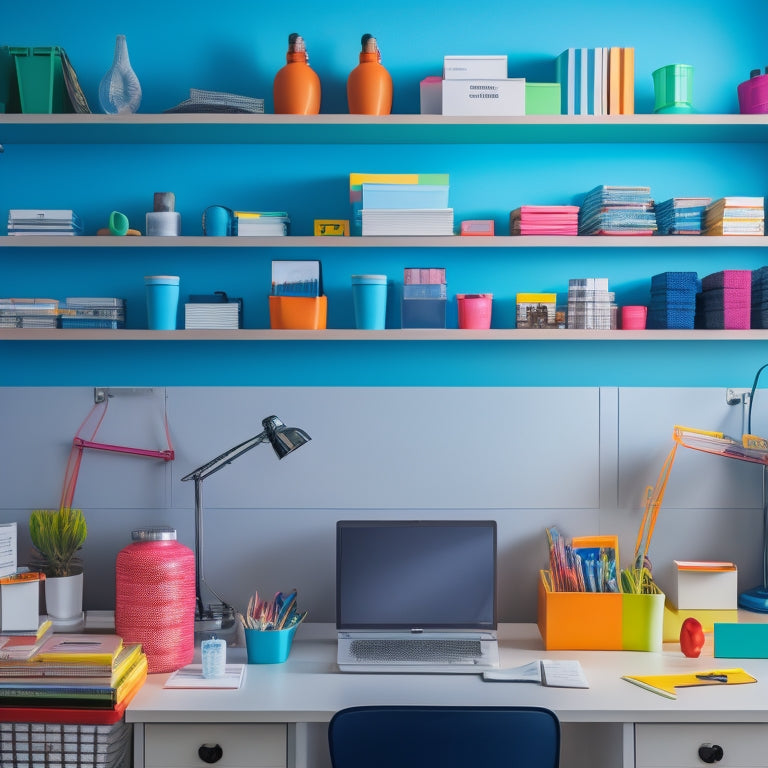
[9,46,71,113]
[652,64,694,114]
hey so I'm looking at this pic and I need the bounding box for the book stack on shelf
[349,173,452,236]
[578,185,657,236]
[751,267,768,329]
[510,205,579,235]
[0,632,147,722]
[696,269,751,330]
[0,298,59,328]
[185,293,242,329]
[555,47,633,116]
[654,197,711,235]
[703,196,765,235]
[164,88,264,114]
[7,210,83,236]
[60,298,126,329]
[566,278,615,329]
[234,211,290,236]
[647,271,699,330]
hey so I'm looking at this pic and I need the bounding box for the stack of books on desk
[578,185,656,235]
[7,210,83,236]
[0,298,59,328]
[0,633,147,715]
[60,298,126,329]
[655,197,711,235]
[510,205,579,235]
[703,196,765,235]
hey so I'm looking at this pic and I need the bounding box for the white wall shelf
[0,235,765,249]
[3,328,768,341]
[1,113,768,146]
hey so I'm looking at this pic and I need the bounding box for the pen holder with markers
[244,624,298,664]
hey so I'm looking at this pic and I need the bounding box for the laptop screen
[336,520,497,630]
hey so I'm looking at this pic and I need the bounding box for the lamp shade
[263,415,311,458]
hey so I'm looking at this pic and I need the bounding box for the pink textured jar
[115,527,196,673]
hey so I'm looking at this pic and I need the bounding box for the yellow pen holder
[537,570,664,652]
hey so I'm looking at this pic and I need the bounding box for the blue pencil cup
[351,274,387,330]
[144,275,180,330]
[244,625,298,664]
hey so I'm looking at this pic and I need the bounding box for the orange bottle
[347,34,393,115]
[273,33,321,115]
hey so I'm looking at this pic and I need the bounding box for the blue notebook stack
[752,267,768,329]
[647,272,699,329]
[654,197,711,235]
[578,185,657,235]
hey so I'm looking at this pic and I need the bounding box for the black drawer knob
[698,743,724,764]
[198,744,224,764]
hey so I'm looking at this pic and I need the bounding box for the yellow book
[620,47,635,114]
[35,633,123,665]
[622,668,756,699]
[608,47,622,115]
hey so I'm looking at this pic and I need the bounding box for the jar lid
[131,526,177,542]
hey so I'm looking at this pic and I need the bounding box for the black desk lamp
[181,415,311,637]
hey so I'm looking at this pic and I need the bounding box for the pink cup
[621,305,647,330]
[457,293,492,329]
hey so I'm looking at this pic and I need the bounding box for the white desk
[126,623,768,768]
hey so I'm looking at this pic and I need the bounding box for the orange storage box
[537,570,664,652]
[269,295,327,330]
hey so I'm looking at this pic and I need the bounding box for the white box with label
[442,78,525,116]
[443,55,508,80]
[669,560,738,610]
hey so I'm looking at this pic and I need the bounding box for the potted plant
[29,507,87,623]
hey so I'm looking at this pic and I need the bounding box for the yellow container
[269,295,327,330]
[537,570,664,651]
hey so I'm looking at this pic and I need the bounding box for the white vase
[45,572,83,621]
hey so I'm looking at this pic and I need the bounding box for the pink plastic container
[457,293,492,329]
[738,74,768,114]
[621,305,647,330]
[115,527,196,673]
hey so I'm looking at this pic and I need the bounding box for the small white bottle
[201,636,227,678]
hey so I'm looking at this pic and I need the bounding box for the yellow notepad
[622,668,756,699]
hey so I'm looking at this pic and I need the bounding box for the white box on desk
[668,560,738,610]
[443,55,508,80]
[442,79,525,116]
[0,578,41,631]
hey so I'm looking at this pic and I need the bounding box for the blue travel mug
[145,275,180,330]
[351,274,387,330]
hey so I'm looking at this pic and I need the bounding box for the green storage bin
[7,46,72,113]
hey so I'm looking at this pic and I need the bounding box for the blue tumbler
[351,274,387,329]
[145,275,180,330]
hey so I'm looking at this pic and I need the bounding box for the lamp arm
[180,430,269,483]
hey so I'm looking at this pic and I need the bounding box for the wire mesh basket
[0,721,131,768]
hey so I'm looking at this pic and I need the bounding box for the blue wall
[2,1,768,387]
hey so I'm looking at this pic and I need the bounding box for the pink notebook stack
[697,270,752,329]
[510,205,580,235]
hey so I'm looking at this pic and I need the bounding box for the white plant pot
[45,572,83,621]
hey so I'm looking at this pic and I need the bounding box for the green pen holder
[652,64,694,114]
[244,625,298,664]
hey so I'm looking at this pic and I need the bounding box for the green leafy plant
[29,508,87,577]
[620,564,662,595]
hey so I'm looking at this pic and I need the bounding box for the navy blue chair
[328,705,560,768]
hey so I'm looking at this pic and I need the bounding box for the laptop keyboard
[349,638,483,664]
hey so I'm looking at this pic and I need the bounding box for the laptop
[336,520,500,673]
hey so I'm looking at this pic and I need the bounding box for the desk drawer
[144,723,287,768]
[636,724,768,767]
